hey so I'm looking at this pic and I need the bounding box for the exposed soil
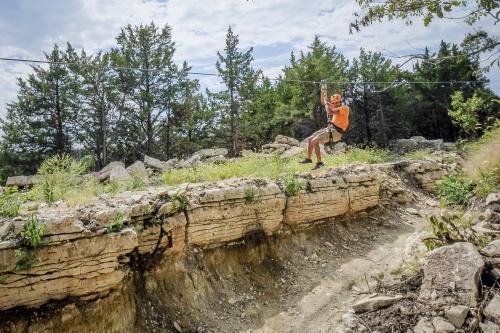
[131,193,438,333]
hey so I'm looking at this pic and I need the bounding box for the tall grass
[163,148,394,185]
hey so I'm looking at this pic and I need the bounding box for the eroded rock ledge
[0,158,450,312]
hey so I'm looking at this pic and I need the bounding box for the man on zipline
[300,82,350,170]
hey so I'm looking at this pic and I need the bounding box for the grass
[163,148,395,186]
[401,149,433,160]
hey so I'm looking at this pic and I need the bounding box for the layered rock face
[0,158,451,315]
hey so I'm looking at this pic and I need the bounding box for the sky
[0,0,499,119]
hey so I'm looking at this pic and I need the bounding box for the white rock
[480,320,500,333]
[481,240,500,258]
[432,317,455,332]
[413,318,434,333]
[109,165,132,182]
[486,193,500,206]
[445,305,469,328]
[484,295,500,324]
[0,221,13,240]
[352,294,404,313]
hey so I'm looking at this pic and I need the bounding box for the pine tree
[1,44,78,174]
[66,48,117,168]
[111,22,181,161]
[214,26,260,155]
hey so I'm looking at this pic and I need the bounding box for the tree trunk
[378,94,388,147]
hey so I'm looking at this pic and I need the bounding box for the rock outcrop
[0,158,451,315]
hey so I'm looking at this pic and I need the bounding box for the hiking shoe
[312,162,325,170]
[299,158,313,164]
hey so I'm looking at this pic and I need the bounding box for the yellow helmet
[331,94,341,104]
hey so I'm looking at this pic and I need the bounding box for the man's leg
[300,137,314,163]
[307,137,314,159]
[312,137,322,162]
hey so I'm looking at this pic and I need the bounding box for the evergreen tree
[214,26,261,155]
[66,49,118,168]
[1,44,79,174]
[111,22,182,161]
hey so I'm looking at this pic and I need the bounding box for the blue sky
[0,0,499,118]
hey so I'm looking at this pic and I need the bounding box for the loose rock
[445,305,469,328]
[432,316,455,332]
[351,294,404,313]
[483,295,500,324]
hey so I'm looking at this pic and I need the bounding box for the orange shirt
[328,104,350,131]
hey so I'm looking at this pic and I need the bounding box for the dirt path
[245,204,438,333]
[463,136,500,177]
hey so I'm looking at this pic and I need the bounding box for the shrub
[14,215,46,271]
[283,174,304,196]
[34,154,88,204]
[474,161,500,198]
[105,212,125,233]
[423,214,489,250]
[19,215,46,248]
[0,193,22,217]
[244,186,257,203]
[437,174,473,206]
[170,192,189,211]
[14,249,38,271]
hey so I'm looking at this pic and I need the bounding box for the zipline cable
[0,56,494,87]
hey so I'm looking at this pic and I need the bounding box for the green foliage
[14,249,38,271]
[0,192,23,217]
[402,149,432,160]
[474,161,500,197]
[105,212,124,233]
[437,174,473,206]
[34,154,88,204]
[283,174,304,196]
[170,193,189,211]
[14,215,46,272]
[448,91,485,138]
[244,187,258,203]
[423,214,490,250]
[19,215,46,248]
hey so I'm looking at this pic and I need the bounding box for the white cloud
[0,0,499,119]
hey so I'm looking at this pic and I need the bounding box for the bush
[283,174,304,196]
[19,215,46,248]
[34,154,88,204]
[437,174,473,206]
[105,212,125,233]
[14,215,46,271]
[423,214,489,250]
[244,186,257,203]
[170,192,189,211]
[0,193,22,217]
[474,162,500,197]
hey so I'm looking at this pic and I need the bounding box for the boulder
[484,295,500,324]
[194,148,229,158]
[5,175,39,187]
[486,193,500,212]
[432,317,455,332]
[481,239,500,258]
[445,305,469,328]
[97,161,125,181]
[109,165,132,182]
[275,135,300,147]
[480,321,500,333]
[330,141,347,154]
[281,146,305,159]
[144,155,171,171]
[419,242,484,307]
[414,318,434,333]
[126,161,149,182]
[0,221,13,240]
[351,294,404,313]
